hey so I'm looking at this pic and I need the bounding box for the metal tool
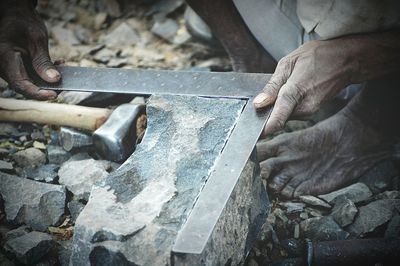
[0,97,145,162]
[275,238,400,266]
[37,66,272,256]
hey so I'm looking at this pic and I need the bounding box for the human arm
[253,30,400,135]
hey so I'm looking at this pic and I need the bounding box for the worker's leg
[185,0,276,73]
[257,76,399,198]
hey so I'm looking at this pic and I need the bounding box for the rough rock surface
[330,198,358,227]
[12,148,46,168]
[21,164,59,183]
[318,183,373,204]
[4,231,55,265]
[300,216,349,241]
[0,172,66,231]
[47,145,71,165]
[70,95,253,265]
[58,159,111,200]
[299,195,331,209]
[347,199,400,237]
[5,225,31,241]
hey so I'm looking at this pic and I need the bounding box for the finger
[253,58,292,109]
[29,34,60,83]
[12,79,57,100]
[31,48,60,83]
[263,83,301,135]
[268,174,293,193]
[280,178,304,199]
[3,50,57,100]
[260,158,285,180]
[256,139,279,161]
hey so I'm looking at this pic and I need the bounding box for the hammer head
[93,103,146,162]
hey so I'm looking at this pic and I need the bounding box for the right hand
[0,1,60,100]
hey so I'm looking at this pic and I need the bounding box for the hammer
[0,97,146,162]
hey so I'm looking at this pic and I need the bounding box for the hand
[253,39,357,135]
[0,1,60,100]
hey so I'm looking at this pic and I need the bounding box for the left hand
[0,1,60,100]
[253,39,357,136]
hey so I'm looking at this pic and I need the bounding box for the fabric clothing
[233,0,400,61]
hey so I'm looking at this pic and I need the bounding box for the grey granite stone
[318,183,372,204]
[279,202,305,214]
[59,159,111,200]
[300,216,349,241]
[70,95,263,265]
[21,164,59,183]
[12,148,46,168]
[330,198,358,227]
[47,145,71,165]
[347,199,400,237]
[0,160,13,171]
[299,195,331,209]
[68,200,86,222]
[0,172,66,231]
[4,231,55,265]
[5,225,31,241]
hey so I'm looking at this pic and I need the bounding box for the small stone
[101,22,139,48]
[4,231,55,265]
[0,172,66,231]
[299,195,331,209]
[0,123,18,137]
[68,200,85,222]
[299,212,308,220]
[51,24,80,46]
[279,202,305,214]
[47,145,70,165]
[58,240,73,266]
[94,12,108,30]
[21,164,59,183]
[5,226,31,241]
[0,148,9,157]
[1,88,15,98]
[0,160,13,171]
[30,131,46,142]
[92,48,116,64]
[57,91,94,105]
[151,18,179,42]
[300,216,349,241]
[318,183,373,204]
[347,199,400,237]
[73,26,91,44]
[374,190,400,200]
[58,159,111,200]
[330,198,358,227]
[384,214,400,238]
[33,141,46,150]
[12,148,46,168]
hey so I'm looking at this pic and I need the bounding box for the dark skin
[0,0,59,100]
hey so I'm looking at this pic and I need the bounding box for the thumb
[253,57,292,109]
[31,42,60,83]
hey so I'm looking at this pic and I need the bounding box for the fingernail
[253,93,269,107]
[45,69,60,79]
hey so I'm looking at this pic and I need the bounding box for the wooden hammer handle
[0,98,112,131]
